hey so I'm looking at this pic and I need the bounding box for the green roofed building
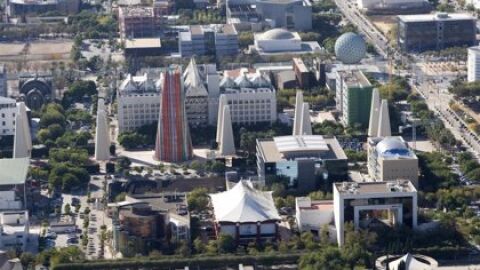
[335,70,373,128]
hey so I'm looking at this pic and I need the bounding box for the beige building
[367,136,419,187]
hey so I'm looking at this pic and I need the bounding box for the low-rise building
[367,136,419,186]
[7,0,80,16]
[117,73,159,132]
[119,7,164,39]
[256,135,348,193]
[0,158,29,210]
[179,24,239,58]
[0,211,29,251]
[295,197,334,234]
[209,180,280,242]
[0,97,18,136]
[109,192,190,256]
[397,13,476,52]
[252,28,321,55]
[468,46,480,82]
[124,38,162,57]
[333,181,418,246]
[335,70,373,127]
[256,0,312,30]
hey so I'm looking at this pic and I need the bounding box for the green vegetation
[418,152,458,192]
[312,121,345,136]
[37,246,84,269]
[408,94,458,149]
[62,80,97,108]
[176,9,225,25]
[449,79,480,97]
[187,188,210,212]
[457,152,480,182]
[277,88,335,112]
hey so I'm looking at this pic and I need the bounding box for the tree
[299,246,349,270]
[64,203,71,215]
[187,188,209,212]
[62,80,97,108]
[216,234,236,253]
[175,240,191,257]
[116,157,131,172]
[20,252,35,269]
[193,237,206,254]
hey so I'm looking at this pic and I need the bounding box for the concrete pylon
[219,105,235,156]
[13,102,31,158]
[300,103,312,135]
[293,90,304,136]
[368,88,380,137]
[216,94,227,143]
[377,99,391,137]
[94,99,110,161]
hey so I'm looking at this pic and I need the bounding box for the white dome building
[254,28,302,53]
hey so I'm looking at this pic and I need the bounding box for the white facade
[468,46,480,82]
[367,136,419,186]
[333,181,418,246]
[0,211,29,251]
[223,88,277,124]
[254,28,302,52]
[296,197,334,232]
[117,74,160,132]
[0,97,18,136]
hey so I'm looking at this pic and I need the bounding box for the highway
[334,0,480,158]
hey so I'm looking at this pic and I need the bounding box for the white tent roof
[210,181,281,223]
[388,253,432,270]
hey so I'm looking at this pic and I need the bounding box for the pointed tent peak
[377,99,391,137]
[184,58,208,97]
[300,102,312,135]
[293,91,305,136]
[219,104,235,156]
[368,88,381,137]
[220,75,236,89]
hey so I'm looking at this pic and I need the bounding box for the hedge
[52,253,302,270]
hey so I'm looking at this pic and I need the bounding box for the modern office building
[178,24,239,58]
[256,135,348,192]
[109,193,190,256]
[154,67,193,162]
[367,136,419,187]
[335,70,373,127]
[117,73,159,132]
[357,0,429,13]
[253,28,321,55]
[119,7,164,40]
[220,68,277,125]
[255,0,312,30]
[7,0,80,16]
[397,13,476,52]
[209,180,281,242]
[468,46,480,82]
[333,181,418,246]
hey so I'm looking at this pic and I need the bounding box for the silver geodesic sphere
[335,32,366,65]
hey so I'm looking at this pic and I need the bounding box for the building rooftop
[337,70,371,88]
[119,6,154,17]
[334,180,417,195]
[398,12,475,23]
[210,180,280,223]
[258,135,347,162]
[0,158,29,185]
[293,57,308,73]
[260,28,298,40]
[125,38,161,49]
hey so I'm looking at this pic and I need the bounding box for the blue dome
[376,137,411,157]
[334,32,366,64]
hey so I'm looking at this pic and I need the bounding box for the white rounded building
[254,28,302,53]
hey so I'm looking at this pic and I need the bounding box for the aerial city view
[2,0,480,268]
